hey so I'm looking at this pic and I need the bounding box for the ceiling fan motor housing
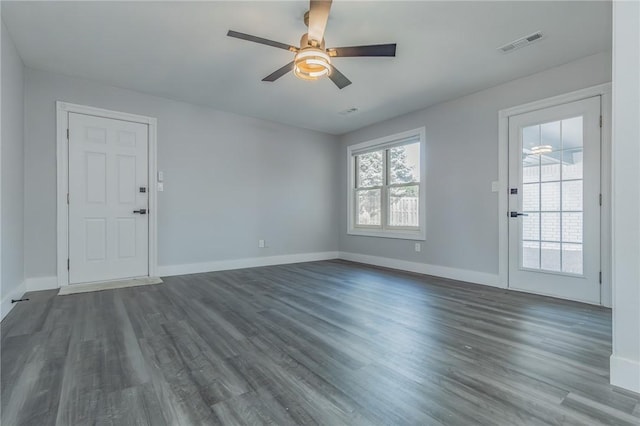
[299,33,325,50]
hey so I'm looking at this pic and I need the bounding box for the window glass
[388,186,419,227]
[356,189,381,226]
[357,151,383,187]
[389,142,420,184]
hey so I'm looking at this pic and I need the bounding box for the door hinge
[67,259,70,271]
[599,193,602,206]
[599,116,603,128]
[67,128,69,139]
[599,271,602,284]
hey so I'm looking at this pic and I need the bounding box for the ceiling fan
[227,0,396,89]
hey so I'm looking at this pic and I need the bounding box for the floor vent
[498,31,544,53]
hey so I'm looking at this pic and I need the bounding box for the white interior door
[68,112,149,284]
[508,96,601,304]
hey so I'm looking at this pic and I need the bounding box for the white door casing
[68,113,149,284]
[57,102,158,287]
[507,96,601,304]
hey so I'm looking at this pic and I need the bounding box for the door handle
[510,211,528,217]
[133,209,147,215]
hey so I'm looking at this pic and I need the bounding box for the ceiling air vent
[339,107,359,116]
[498,31,544,53]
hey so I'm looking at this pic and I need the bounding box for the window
[347,128,426,240]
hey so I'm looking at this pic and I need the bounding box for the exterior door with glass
[508,96,601,304]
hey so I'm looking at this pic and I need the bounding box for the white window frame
[347,127,426,240]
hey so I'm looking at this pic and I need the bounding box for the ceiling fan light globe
[310,68,330,78]
[294,67,324,80]
[295,48,330,61]
[293,47,331,81]
[294,66,312,80]
[305,58,329,68]
[531,144,553,155]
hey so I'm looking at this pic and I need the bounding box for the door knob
[510,211,528,217]
[133,209,147,215]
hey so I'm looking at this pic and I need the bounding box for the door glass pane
[562,180,582,211]
[522,241,540,269]
[520,116,584,275]
[540,121,561,151]
[540,154,561,182]
[522,213,540,240]
[562,213,583,243]
[522,124,541,151]
[388,186,419,227]
[541,242,561,271]
[541,212,560,241]
[562,149,583,180]
[540,182,560,211]
[523,160,540,183]
[356,189,381,226]
[522,184,539,211]
[389,143,420,184]
[522,124,540,183]
[356,151,383,187]
[562,243,583,274]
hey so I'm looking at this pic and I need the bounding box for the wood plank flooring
[2,260,639,425]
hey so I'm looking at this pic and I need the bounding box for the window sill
[347,228,426,241]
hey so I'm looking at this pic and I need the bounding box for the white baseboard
[610,355,640,393]
[158,251,340,277]
[338,252,503,288]
[1,280,26,321]
[25,276,59,292]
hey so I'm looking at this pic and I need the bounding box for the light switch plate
[491,181,499,192]
[157,182,164,192]
[158,171,164,182]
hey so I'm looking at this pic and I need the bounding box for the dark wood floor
[2,260,639,425]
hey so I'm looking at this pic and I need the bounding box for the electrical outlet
[415,243,421,252]
[157,182,164,192]
[258,239,265,248]
[491,181,499,192]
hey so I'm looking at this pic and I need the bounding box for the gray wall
[24,68,339,279]
[338,52,611,275]
[1,19,25,300]
[16,50,614,284]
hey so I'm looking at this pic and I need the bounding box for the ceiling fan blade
[308,0,332,45]
[227,30,298,52]
[262,62,295,82]
[328,65,352,89]
[328,44,397,57]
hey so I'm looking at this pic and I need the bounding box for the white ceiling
[2,1,611,135]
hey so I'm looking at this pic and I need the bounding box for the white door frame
[56,101,158,287]
[498,83,612,306]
